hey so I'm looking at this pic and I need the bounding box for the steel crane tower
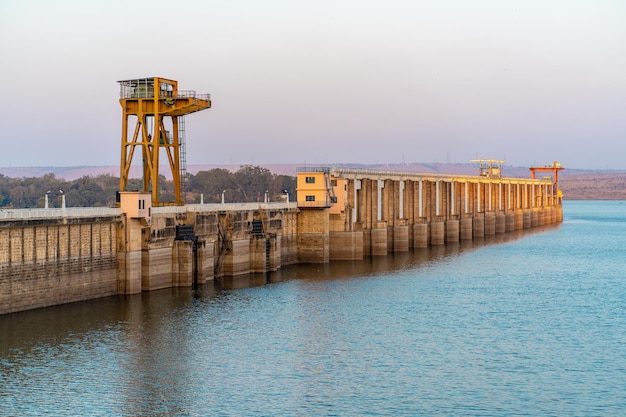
[118,77,211,206]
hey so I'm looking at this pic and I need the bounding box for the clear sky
[1,0,625,170]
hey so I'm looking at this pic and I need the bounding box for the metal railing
[0,203,297,221]
[329,167,553,183]
[0,207,121,220]
[296,166,330,173]
[119,90,211,101]
[153,202,295,214]
[176,91,211,101]
[295,166,551,183]
[296,200,332,208]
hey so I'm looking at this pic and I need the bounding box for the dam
[0,78,564,314]
[0,162,563,315]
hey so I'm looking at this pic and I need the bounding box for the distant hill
[559,173,626,200]
[0,162,581,180]
[1,163,624,200]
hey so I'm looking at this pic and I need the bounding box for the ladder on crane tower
[178,116,188,197]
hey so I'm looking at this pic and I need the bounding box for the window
[331,179,337,186]
[306,195,315,202]
[330,196,337,203]
[305,176,315,184]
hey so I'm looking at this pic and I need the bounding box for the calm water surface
[1,200,626,416]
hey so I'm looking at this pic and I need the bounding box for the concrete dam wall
[1,168,563,315]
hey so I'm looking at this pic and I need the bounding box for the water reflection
[216,224,560,291]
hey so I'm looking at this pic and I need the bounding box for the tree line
[0,165,296,208]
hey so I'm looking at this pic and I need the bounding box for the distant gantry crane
[530,161,565,198]
[118,77,211,206]
[529,161,564,185]
[470,159,505,179]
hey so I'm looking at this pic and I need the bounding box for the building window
[306,195,315,202]
[331,179,337,186]
[330,196,337,203]
[305,176,315,184]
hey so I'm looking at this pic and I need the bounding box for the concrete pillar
[473,216,485,238]
[506,183,512,211]
[505,213,515,232]
[377,180,385,221]
[172,240,194,287]
[418,180,423,218]
[371,227,388,255]
[431,221,445,245]
[523,209,532,229]
[142,248,173,291]
[198,241,214,283]
[495,214,506,234]
[117,217,143,295]
[546,207,554,224]
[399,180,405,219]
[250,235,269,273]
[460,218,473,240]
[485,214,496,235]
[393,225,409,252]
[436,181,441,216]
[446,220,459,243]
[353,179,361,223]
[330,231,364,260]
[413,223,428,248]
[450,182,455,216]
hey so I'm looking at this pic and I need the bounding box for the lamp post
[45,190,65,208]
[283,189,289,206]
[221,190,226,204]
[264,190,269,203]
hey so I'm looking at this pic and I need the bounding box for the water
[2,200,626,416]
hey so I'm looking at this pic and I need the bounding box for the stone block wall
[0,217,120,315]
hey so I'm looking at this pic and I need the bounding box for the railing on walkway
[0,207,122,220]
[154,202,294,214]
[296,201,332,208]
[329,167,553,183]
[0,203,295,220]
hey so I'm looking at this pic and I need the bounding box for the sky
[0,0,625,170]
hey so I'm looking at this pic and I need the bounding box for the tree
[0,167,297,207]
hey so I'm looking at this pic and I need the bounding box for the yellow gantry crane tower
[118,77,211,206]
